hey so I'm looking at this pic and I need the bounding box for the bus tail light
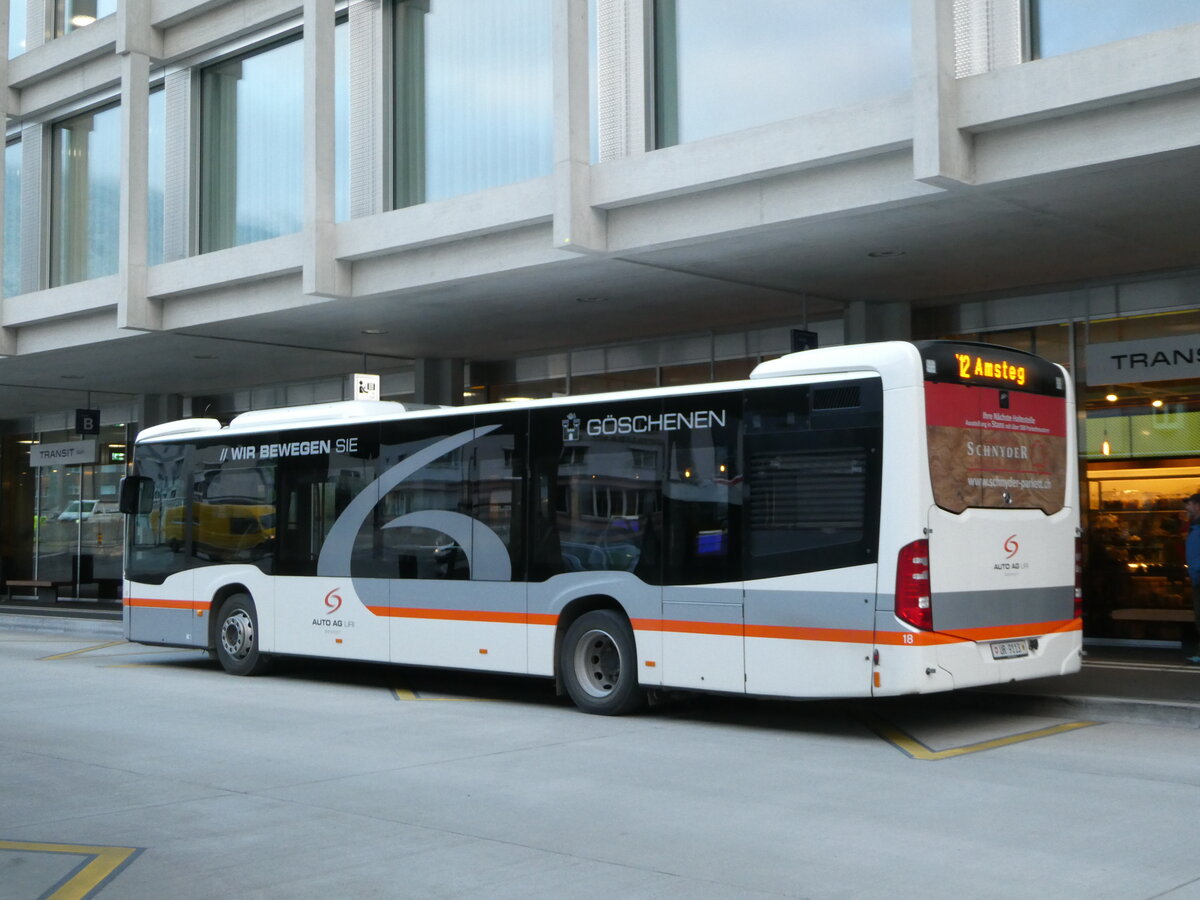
[1074,537,1083,620]
[896,539,932,631]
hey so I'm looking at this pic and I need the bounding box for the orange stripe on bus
[125,597,210,611]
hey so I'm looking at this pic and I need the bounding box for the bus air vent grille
[812,385,861,410]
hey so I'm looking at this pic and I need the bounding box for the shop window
[393,0,552,208]
[654,0,911,147]
[1032,0,1200,59]
[50,104,120,287]
[1086,465,1198,640]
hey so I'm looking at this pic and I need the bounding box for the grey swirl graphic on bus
[316,425,506,609]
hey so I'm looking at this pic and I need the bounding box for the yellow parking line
[861,717,1099,760]
[38,641,127,661]
[391,685,488,702]
[0,840,141,899]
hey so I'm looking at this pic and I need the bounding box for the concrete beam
[117,50,160,331]
[911,0,973,188]
[553,0,606,254]
[302,0,351,297]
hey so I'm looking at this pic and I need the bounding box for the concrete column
[137,393,184,430]
[19,124,43,295]
[553,0,606,253]
[413,358,464,407]
[912,0,973,187]
[0,0,13,354]
[161,70,192,262]
[349,0,387,217]
[845,300,912,344]
[303,0,351,297]
[596,0,651,160]
[117,53,156,329]
[117,0,162,330]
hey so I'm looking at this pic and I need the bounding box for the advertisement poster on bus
[925,381,1066,514]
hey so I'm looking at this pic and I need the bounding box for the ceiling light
[867,249,906,259]
[1105,393,1118,402]
[71,14,96,26]
[1151,399,1164,408]
[362,328,388,335]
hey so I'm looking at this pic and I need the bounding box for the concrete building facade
[2,0,1200,643]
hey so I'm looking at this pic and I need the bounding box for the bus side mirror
[119,476,154,515]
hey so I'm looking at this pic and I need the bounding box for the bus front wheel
[215,593,271,676]
[560,610,645,715]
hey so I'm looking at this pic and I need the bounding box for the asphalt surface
[4,604,1200,899]
[2,604,1198,728]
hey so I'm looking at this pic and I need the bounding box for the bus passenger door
[660,394,745,693]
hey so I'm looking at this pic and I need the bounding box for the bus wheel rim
[222,611,254,661]
[573,628,621,699]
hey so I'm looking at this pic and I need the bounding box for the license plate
[990,639,1029,660]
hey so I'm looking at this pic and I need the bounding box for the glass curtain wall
[9,0,26,57]
[1032,0,1200,58]
[199,23,349,251]
[148,87,165,265]
[51,104,121,287]
[5,140,19,297]
[55,0,117,37]
[26,423,130,601]
[654,0,911,147]
[393,0,553,208]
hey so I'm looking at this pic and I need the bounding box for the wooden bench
[5,580,71,604]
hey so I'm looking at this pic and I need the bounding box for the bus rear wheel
[560,609,645,715]
[215,593,271,676]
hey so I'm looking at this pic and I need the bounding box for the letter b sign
[75,408,100,436]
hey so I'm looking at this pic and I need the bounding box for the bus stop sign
[75,408,100,436]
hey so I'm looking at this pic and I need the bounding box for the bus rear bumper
[874,627,1082,696]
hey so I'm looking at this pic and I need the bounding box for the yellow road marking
[38,641,127,661]
[0,840,141,899]
[391,685,487,702]
[861,716,1099,760]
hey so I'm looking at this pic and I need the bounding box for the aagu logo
[312,588,354,629]
[994,535,1029,573]
[324,588,343,613]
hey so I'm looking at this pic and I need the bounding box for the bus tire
[214,593,271,676]
[560,609,645,715]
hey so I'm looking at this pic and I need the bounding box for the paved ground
[3,614,1200,899]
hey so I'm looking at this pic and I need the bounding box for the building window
[148,87,165,266]
[200,38,304,252]
[51,104,120,287]
[55,0,116,37]
[1032,0,1200,58]
[9,0,26,57]
[654,0,911,148]
[393,0,553,208]
[4,140,19,297]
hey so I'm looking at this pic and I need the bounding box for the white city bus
[120,341,1082,714]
